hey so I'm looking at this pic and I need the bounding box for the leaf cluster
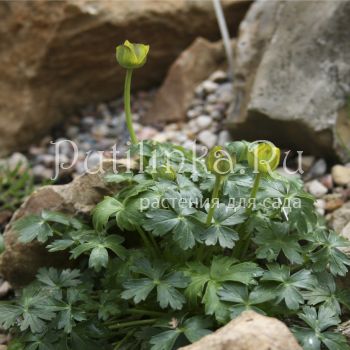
[3,140,350,350]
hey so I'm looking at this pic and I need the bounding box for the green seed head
[116,40,150,69]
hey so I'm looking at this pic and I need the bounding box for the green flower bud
[206,146,236,176]
[116,40,150,69]
[247,142,280,174]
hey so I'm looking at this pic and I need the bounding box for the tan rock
[180,311,302,350]
[144,38,233,123]
[0,159,124,287]
[0,0,251,156]
[228,0,350,161]
[329,201,350,234]
[332,165,350,186]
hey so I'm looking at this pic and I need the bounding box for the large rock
[180,311,302,350]
[227,0,350,161]
[144,38,233,123]
[0,159,123,286]
[0,0,251,157]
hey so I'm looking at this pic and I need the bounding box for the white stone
[202,80,219,94]
[208,70,228,82]
[315,199,326,216]
[332,165,350,186]
[195,115,212,130]
[7,152,29,173]
[307,179,328,198]
[218,130,231,146]
[197,130,217,149]
[341,222,350,240]
[187,119,200,134]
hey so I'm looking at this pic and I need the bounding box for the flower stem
[127,309,165,317]
[234,172,262,259]
[136,226,160,257]
[124,69,138,144]
[246,172,261,216]
[135,226,155,255]
[109,318,156,330]
[206,175,222,225]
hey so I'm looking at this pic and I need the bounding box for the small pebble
[195,115,212,130]
[319,174,333,190]
[137,126,158,140]
[315,199,326,216]
[0,281,11,299]
[32,164,53,180]
[206,94,217,104]
[306,179,328,198]
[201,80,219,94]
[197,130,217,149]
[306,158,327,179]
[217,130,231,146]
[301,156,315,173]
[332,165,350,186]
[6,152,28,173]
[341,222,350,240]
[208,70,228,83]
[325,197,344,212]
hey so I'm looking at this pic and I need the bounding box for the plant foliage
[2,140,350,349]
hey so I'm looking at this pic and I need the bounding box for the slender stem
[206,175,222,225]
[108,318,156,330]
[135,226,155,255]
[127,309,165,317]
[147,229,161,256]
[235,172,262,259]
[124,69,138,144]
[114,330,135,350]
[246,172,261,216]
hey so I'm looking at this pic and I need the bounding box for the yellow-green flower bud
[116,40,150,69]
[247,142,280,174]
[206,146,236,176]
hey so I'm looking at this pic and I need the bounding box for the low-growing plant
[1,42,350,350]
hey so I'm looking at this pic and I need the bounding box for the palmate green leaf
[218,283,272,318]
[175,174,202,203]
[0,303,23,330]
[308,230,350,276]
[121,258,189,310]
[92,197,123,232]
[144,195,202,250]
[98,290,123,321]
[55,289,87,333]
[201,204,244,248]
[253,221,303,264]
[185,256,262,322]
[260,264,314,310]
[14,215,53,243]
[70,234,126,271]
[292,305,350,350]
[149,316,212,350]
[303,272,350,314]
[0,285,58,333]
[14,210,84,244]
[93,189,161,232]
[46,228,96,253]
[36,268,81,299]
[15,331,60,350]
